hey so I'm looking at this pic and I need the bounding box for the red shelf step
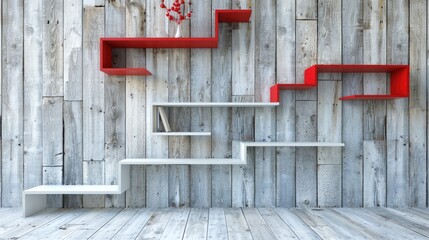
[100,9,252,76]
[270,64,409,102]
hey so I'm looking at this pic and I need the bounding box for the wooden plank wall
[1,0,428,208]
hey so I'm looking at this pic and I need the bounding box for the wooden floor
[0,208,429,239]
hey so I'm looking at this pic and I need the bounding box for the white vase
[175,24,182,38]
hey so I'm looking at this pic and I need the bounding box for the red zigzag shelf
[100,9,251,75]
[270,64,410,101]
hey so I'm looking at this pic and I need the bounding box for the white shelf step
[24,185,120,195]
[120,158,244,165]
[152,132,211,136]
[152,102,279,107]
[242,142,345,147]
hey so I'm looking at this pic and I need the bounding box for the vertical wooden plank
[104,0,126,208]
[363,0,386,140]
[83,6,104,162]
[23,0,43,192]
[232,96,255,207]
[64,101,83,207]
[342,0,364,208]
[363,140,386,207]
[82,6,104,208]
[254,0,276,208]
[296,101,317,208]
[211,0,232,208]
[42,0,64,97]
[145,0,169,208]
[125,0,146,208]
[43,97,63,207]
[43,166,63,207]
[276,0,296,208]
[168,20,191,208]
[190,0,212,208]
[409,0,426,207]
[295,19,317,209]
[64,0,83,101]
[232,0,254,96]
[2,0,24,208]
[295,21,317,101]
[317,81,342,207]
[43,97,63,167]
[296,0,317,20]
[83,160,105,207]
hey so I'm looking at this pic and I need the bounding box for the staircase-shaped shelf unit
[270,64,410,102]
[100,9,251,75]
[23,141,344,217]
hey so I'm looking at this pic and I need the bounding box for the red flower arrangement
[160,0,193,25]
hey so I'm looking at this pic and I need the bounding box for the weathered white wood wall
[1,0,427,208]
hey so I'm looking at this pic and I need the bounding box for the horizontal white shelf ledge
[24,185,120,194]
[120,158,244,165]
[152,102,279,107]
[242,142,345,147]
[152,132,212,136]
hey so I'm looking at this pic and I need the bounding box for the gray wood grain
[232,0,254,96]
[64,101,83,207]
[43,97,63,166]
[276,0,296,208]
[318,165,342,207]
[232,96,255,207]
[190,0,212,208]
[296,20,317,101]
[2,0,24,207]
[83,160,105,208]
[363,140,386,207]
[296,101,317,208]
[211,0,232,208]
[23,0,43,192]
[64,0,82,100]
[104,0,126,208]
[296,0,317,20]
[341,0,364,208]
[42,97,63,207]
[363,0,387,141]
[168,24,191,207]
[43,166,63,207]
[409,0,426,207]
[317,81,342,207]
[145,0,169,208]
[42,0,64,97]
[83,6,105,161]
[254,0,276,208]
[125,0,146,208]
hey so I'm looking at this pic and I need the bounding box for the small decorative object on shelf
[100,10,251,75]
[160,0,193,37]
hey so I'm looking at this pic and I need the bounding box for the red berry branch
[160,0,193,25]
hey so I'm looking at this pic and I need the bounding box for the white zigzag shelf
[23,141,343,217]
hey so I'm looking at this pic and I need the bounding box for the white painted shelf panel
[242,142,345,147]
[24,185,120,194]
[152,132,212,136]
[120,158,244,165]
[152,102,279,107]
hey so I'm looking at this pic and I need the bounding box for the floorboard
[1,207,429,239]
